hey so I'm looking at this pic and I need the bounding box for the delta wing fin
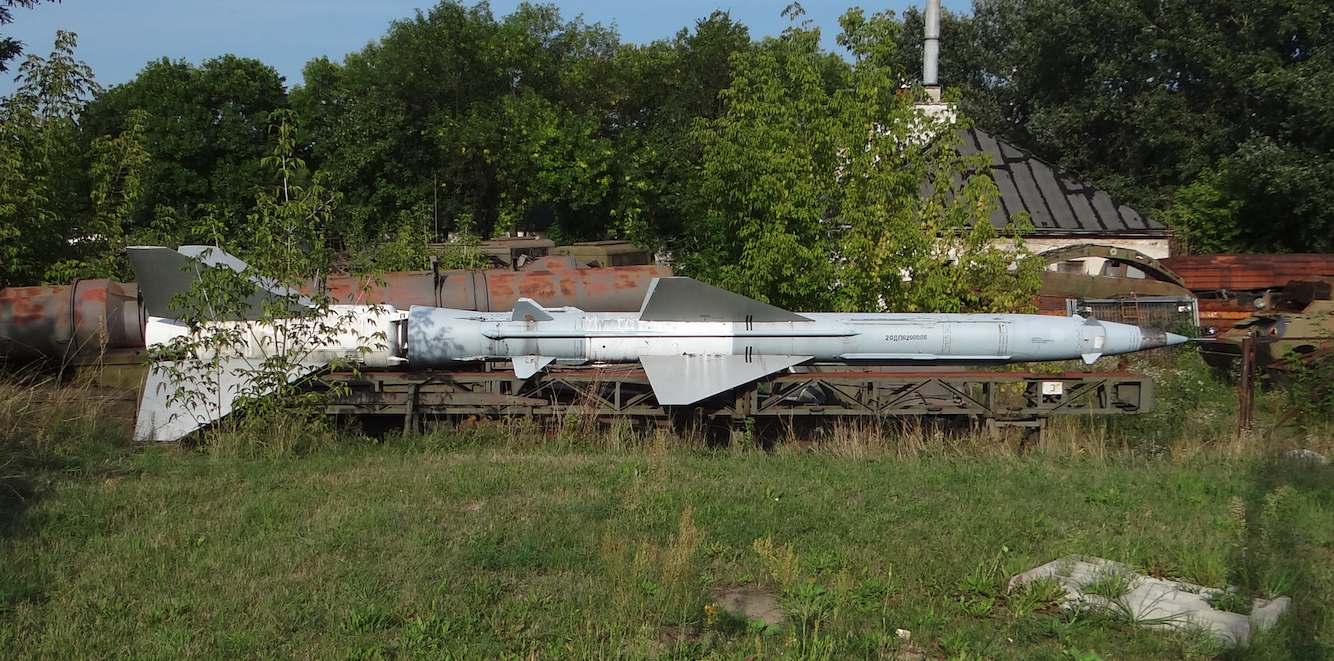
[641,354,812,405]
[135,357,325,442]
[513,355,556,379]
[1081,316,1106,365]
[127,245,313,321]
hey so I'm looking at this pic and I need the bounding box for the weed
[783,581,834,635]
[960,596,996,618]
[1063,648,1104,661]
[1172,544,1230,588]
[1261,566,1298,600]
[1009,577,1066,615]
[847,572,896,612]
[345,605,394,633]
[601,506,706,627]
[956,562,998,598]
[1082,566,1136,602]
[1139,554,1178,580]
[1207,589,1253,615]
[753,536,802,588]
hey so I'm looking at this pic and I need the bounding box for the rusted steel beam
[1161,254,1334,292]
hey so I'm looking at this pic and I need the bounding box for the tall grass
[0,377,133,485]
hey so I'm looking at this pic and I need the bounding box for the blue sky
[1,1,920,95]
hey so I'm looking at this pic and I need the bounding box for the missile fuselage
[407,278,1185,405]
[410,310,1146,365]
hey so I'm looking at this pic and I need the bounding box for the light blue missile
[409,277,1187,405]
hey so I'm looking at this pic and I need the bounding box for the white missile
[408,277,1187,405]
[129,244,1186,441]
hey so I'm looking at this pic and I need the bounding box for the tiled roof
[958,128,1167,235]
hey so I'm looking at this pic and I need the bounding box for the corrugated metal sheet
[1159,254,1334,292]
[957,129,1167,235]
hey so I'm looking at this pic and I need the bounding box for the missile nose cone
[1097,322,1186,357]
[1137,327,1189,351]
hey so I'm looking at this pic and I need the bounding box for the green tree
[151,112,367,454]
[682,7,1039,313]
[0,30,96,286]
[290,1,625,246]
[44,107,152,282]
[80,54,290,242]
[607,11,753,250]
[0,0,60,73]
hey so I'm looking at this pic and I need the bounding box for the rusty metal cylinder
[317,263,673,312]
[0,280,146,362]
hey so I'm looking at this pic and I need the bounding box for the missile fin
[513,355,555,379]
[1081,352,1102,365]
[511,299,554,322]
[134,357,325,442]
[127,245,311,321]
[641,354,812,405]
[639,278,812,323]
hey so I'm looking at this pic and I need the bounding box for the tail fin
[638,277,812,323]
[135,354,325,441]
[127,245,312,320]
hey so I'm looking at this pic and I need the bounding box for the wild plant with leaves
[0,31,157,286]
[147,111,387,452]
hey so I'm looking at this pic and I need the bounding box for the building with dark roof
[955,127,1173,274]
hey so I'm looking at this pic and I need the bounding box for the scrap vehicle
[1034,244,1198,332]
[1161,253,1334,334]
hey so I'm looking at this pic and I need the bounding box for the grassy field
[2,353,1334,660]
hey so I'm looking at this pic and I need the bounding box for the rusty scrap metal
[317,262,672,312]
[0,279,145,362]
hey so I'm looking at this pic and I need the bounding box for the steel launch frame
[317,364,1154,434]
[65,352,1157,438]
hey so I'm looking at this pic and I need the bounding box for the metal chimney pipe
[923,0,941,87]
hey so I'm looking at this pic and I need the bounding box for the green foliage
[148,111,367,455]
[43,108,152,283]
[1101,350,1237,447]
[1207,588,1253,616]
[0,31,98,287]
[683,9,1040,312]
[80,54,290,243]
[899,0,1334,255]
[291,1,627,246]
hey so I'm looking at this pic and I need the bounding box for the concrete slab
[710,585,786,626]
[1010,555,1290,646]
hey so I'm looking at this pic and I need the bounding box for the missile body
[409,277,1186,405]
[129,247,1186,441]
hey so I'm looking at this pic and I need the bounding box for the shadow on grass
[1,428,138,616]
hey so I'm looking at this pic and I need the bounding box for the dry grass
[601,507,708,628]
[0,378,134,481]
